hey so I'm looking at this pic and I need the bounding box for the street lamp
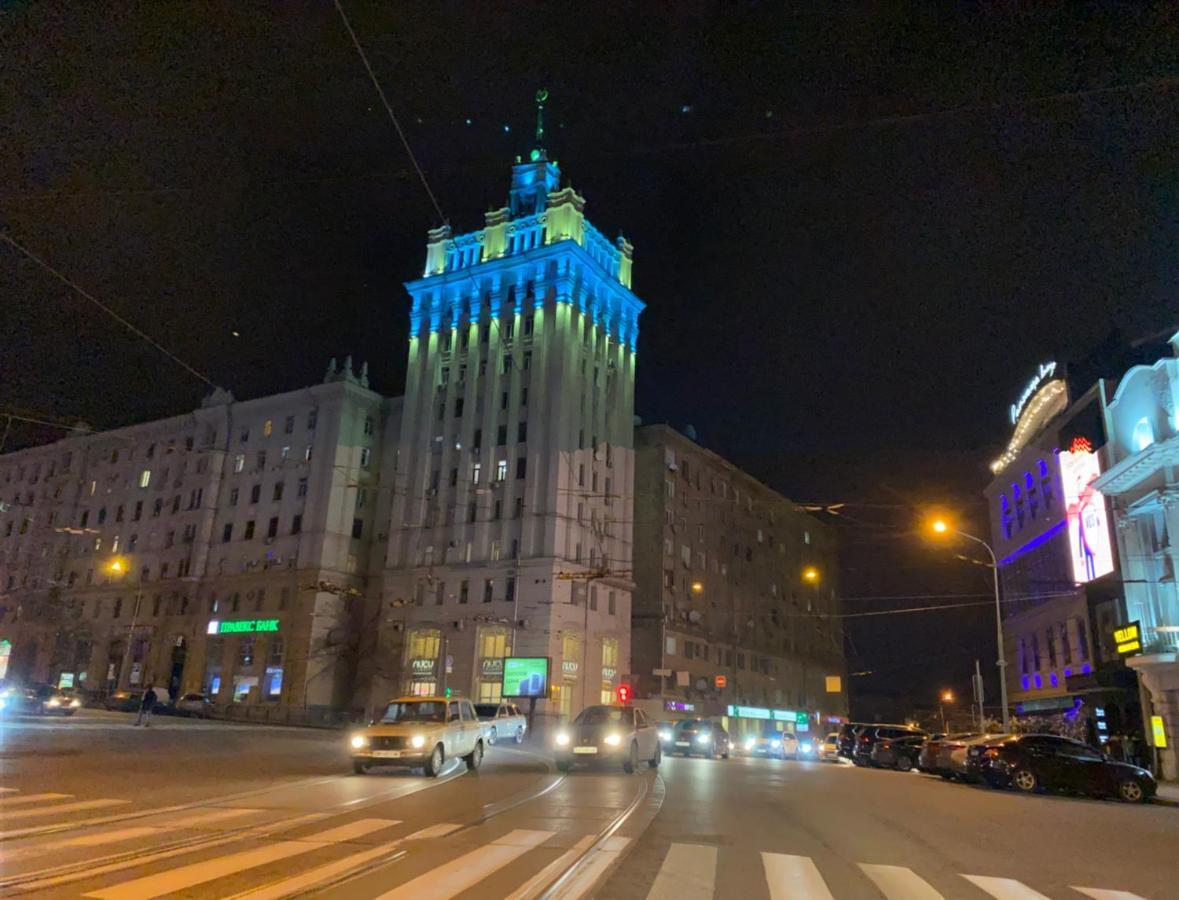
[105,557,144,694]
[928,518,1010,733]
[802,566,820,584]
[939,689,955,733]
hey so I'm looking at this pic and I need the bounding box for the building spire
[530,88,549,162]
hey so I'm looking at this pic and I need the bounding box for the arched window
[1133,416,1155,451]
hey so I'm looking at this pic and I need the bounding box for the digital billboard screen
[1060,441,1115,583]
[502,657,550,699]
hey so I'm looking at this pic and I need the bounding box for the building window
[234,454,245,473]
[516,457,527,479]
[514,497,524,518]
[263,419,273,437]
[267,517,278,538]
[244,520,256,540]
[496,459,508,482]
[351,518,364,539]
[364,416,374,436]
[139,469,151,488]
[360,447,371,468]
[229,488,239,506]
[297,477,308,497]
[608,591,616,615]
[250,484,261,504]
[222,524,233,543]
[307,411,317,429]
[459,580,469,604]
[273,482,284,501]
[291,514,302,535]
[483,579,494,603]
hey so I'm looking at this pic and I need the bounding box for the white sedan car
[474,702,528,745]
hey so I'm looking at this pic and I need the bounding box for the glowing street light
[927,515,1010,733]
[941,690,954,703]
[802,566,820,584]
[105,557,127,575]
[939,689,956,732]
[690,581,705,595]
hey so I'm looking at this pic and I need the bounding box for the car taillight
[984,748,999,759]
[879,741,891,750]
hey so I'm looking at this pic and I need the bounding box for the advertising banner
[502,657,550,699]
[1060,440,1115,583]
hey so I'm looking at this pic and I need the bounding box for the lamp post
[930,519,1010,733]
[106,558,144,694]
[939,689,955,733]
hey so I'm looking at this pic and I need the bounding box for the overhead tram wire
[0,230,221,393]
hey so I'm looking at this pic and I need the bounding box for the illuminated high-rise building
[374,121,645,720]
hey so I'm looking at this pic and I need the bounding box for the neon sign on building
[1059,438,1115,583]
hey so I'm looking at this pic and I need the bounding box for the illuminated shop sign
[1010,362,1057,424]
[726,705,805,722]
[1114,622,1142,656]
[409,658,437,680]
[1059,438,1115,583]
[502,657,550,699]
[206,619,279,635]
[665,700,695,712]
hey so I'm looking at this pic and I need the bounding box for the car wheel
[424,744,444,778]
[515,726,524,744]
[556,759,572,773]
[897,756,914,772]
[464,740,483,772]
[623,742,638,774]
[352,759,370,775]
[1012,768,1040,794]
[1117,779,1147,804]
[487,727,497,746]
[648,743,661,769]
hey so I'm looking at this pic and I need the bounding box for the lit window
[234,454,245,473]
[139,469,151,488]
[1133,416,1155,451]
[360,447,371,468]
[496,459,508,482]
[263,419,273,437]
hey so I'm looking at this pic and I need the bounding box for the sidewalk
[1156,781,1179,804]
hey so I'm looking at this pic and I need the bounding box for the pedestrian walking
[135,683,158,727]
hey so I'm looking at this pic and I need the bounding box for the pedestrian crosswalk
[0,787,1155,899]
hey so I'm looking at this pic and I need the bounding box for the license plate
[675,741,690,747]
[573,746,598,754]
[371,750,401,758]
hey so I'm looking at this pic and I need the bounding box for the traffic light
[444,687,452,698]
[616,684,632,705]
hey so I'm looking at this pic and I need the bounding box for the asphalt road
[0,711,1175,898]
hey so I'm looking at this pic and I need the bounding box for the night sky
[3,2,1177,712]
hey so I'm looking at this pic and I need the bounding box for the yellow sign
[825,675,842,694]
[1113,622,1141,655]
[1151,715,1168,749]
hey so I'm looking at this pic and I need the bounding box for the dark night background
[2,2,1177,716]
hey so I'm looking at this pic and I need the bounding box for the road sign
[715,674,727,689]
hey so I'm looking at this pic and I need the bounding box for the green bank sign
[207,619,279,635]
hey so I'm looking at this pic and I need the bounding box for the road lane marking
[224,831,406,900]
[0,793,71,806]
[403,822,462,840]
[860,863,944,899]
[505,835,595,900]
[762,852,836,900]
[554,836,630,900]
[0,788,18,794]
[150,807,263,829]
[962,875,1053,899]
[645,843,716,900]
[1071,890,1148,900]
[376,829,555,899]
[83,818,397,899]
[3,799,127,820]
[10,812,328,893]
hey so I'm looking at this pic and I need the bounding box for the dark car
[853,725,928,766]
[554,705,661,773]
[972,733,1157,803]
[869,734,926,771]
[669,719,730,759]
[837,722,871,759]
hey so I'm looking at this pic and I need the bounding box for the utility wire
[333,0,447,228]
[0,231,221,392]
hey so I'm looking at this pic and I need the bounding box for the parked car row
[841,722,1158,804]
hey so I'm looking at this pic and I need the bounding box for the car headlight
[47,698,61,707]
[604,733,622,746]
[744,738,755,749]
[70,699,82,708]
[410,734,426,749]
[555,732,571,746]
[659,730,672,741]
[696,733,711,745]
[350,735,369,749]
[800,742,813,753]
[771,739,782,749]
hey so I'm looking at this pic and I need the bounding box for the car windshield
[675,720,710,732]
[474,704,498,718]
[575,706,630,726]
[380,701,446,724]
